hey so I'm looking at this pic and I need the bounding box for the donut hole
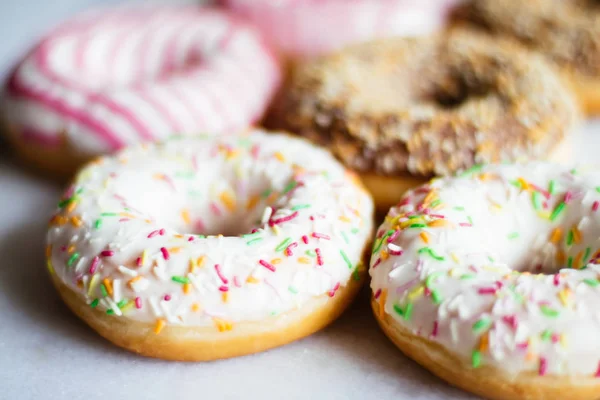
[427,74,493,109]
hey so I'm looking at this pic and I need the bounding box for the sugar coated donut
[371,162,600,400]
[46,129,374,361]
[269,31,580,211]
[3,6,281,177]
[453,0,600,115]
[219,0,458,58]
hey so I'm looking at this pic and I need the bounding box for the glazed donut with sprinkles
[371,162,600,400]
[46,129,373,361]
[3,6,281,176]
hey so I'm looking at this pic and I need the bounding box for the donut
[370,162,600,400]
[219,0,458,58]
[451,0,600,115]
[268,31,580,211]
[2,6,281,177]
[45,129,374,361]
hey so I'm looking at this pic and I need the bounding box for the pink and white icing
[3,6,281,155]
[219,0,459,57]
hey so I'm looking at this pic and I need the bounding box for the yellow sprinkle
[298,257,311,264]
[380,250,389,260]
[423,190,437,206]
[221,292,228,303]
[408,285,424,301]
[181,209,191,225]
[65,201,77,214]
[274,152,286,162]
[140,250,148,267]
[517,177,530,191]
[219,191,236,212]
[197,255,206,268]
[271,258,282,265]
[213,317,233,332]
[188,258,196,273]
[87,274,100,296]
[428,219,448,228]
[339,215,352,223]
[225,149,239,160]
[191,303,202,312]
[174,234,184,239]
[379,289,388,319]
[271,224,281,235]
[168,247,182,254]
[183,283,191,295]
[574,251,583,269]
[560,334,568,348]
[102,278,113,296]
[420,232,430,244]
[120,212,136,219]
[246,276,259,284]
[558,288,571,306]
[550,228,562,244]
[246,195,260,211]
[67,245,76,254]
[154,319,166,334]
[572,226,582,244]
[451,252,460,264]
[46,259,54,275]
[448,268,460,277]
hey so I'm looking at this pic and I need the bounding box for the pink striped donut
[2,6,281,176]
[219,0,459,57]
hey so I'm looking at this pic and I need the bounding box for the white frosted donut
[370,162,600,399]
[3,6,281,175]
[219,0,459,57]
[46,129,374,361]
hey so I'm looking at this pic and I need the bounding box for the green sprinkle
[510,180,522,189]
[417,247,445,261]
[568,256,573,268]
[101,212,118,217]
[571,168,578,175]
[341,231,350,244]
[548,180,556,195]
[100,284,108,298]
[75,188,83,195]
[472,350,482,368]
[261,188,273,198]
[430,199,442,208]
[408,215,421,219]
[288,286,298,294]
[90,298,99,308]
[171,276,190,284]
[584,247,592,263]
[351,227,360,234]
[352,268,361,281]
[275,238,292,252]
[340,250,353,269]
[373,230,394,253]
[507,232,520,239]
[472,318,492,333]
[467,216,474,225]
[175,171,195,178]
[94,219,102,229]
[306,250,316,257]
[409,223,427,228]
[196,234,206,239]
[584,279,600,287]
[67,252,79,267]
[282,181,298,194]
[425,271,445,288]
[106,309,115,315]
[117,299,128,308]
[508,285,525,303]
[243,232,261,239]
[541,330,552,341]
[460,274,476,280]
[540,305,560,318]
[291,204,311,211]
[550,202,566,221]
[567,230,574,246]
[596,187,600,193]
[403,302,413,320]
[454,206,465,211]
[431,289,443,304]
[461,164,483,177]
[393,304,404,317]
[246,238,263,246]
[532,191,543,210]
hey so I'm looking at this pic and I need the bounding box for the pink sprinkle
[424,287,431,296]
[89,256,99,274]
[100,250,114,257]
[564,191,573,204]
[595,361,600,377]
[195,219,206,232]
[135,297,142,309]
[538,357,547,376]
[529,184,551,199]
[218,285,229,292]
[269,211,299,226]
[60,245,67,252]
[593,201,599,212]
[311,232,331,240]
[478,287,497,295]
[301,235,309,244]
[160,247,170,260]
[315,248,324,266]
[159,228,165,236]
[147,230,160,238]
[388,249,403,256]
[259,259,276,272]
[551,333,561,343]
[387,230,400,243]
[309,216,315,221]
[328,282,340,297]
[516,341,529,350]
[432,320,439,337]
[250,144,260,159]
[215,264,228,283]
[372,258,381,269]
[502,315,518,329]
[210,202,222,216]
[398,198,410,206]
[188,236,194,242]
[285,242,298,256]
[495,280,504,289]
[374,288,382,299]
[118,218,129,222]
[164,294,171,301]
[251,228,259,234]
[459,222,472,227]
[233,276,242,288]
[135,257,142,267]
[553,274,560,286]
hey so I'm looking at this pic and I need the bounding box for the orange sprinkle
[127,276,141,288]
[246,276,259,284]
[225,149,239,160]
[119,212,136,219]
[572,226,582,244]
[174,234,184,239]
[574,251,583,269]
[525,352,536,362]
[339,216,352,223]
[65,201,77,214]
[550,228,562,244]
[154,319,166,334]
[428,219,448,228]
[379,289,388,319]
[168,247,182,254]
[478,173,494,181]
[246,195,259,210]
[213,318,233,332]
[67,245,76,254]
[102,278,113,295]
[191,303,202,312]
[298,257,311,264]
[420,232,430,244]
[181,209,191,225]
[45,245,52,258]
[188,258,196,273]
[274,152,285,162]
[271,258,282,265]
[219,191,236,212]
[50,216,67,226]
[183,283,191,295]
[517,177,530,191]
[479,333,489,353]
[423,190,437,206]
[70,216,82,227]
[380,250,389,260]
[196,255,206,268]
[221,292,228,303]
[558,288,571,306]
[556,250,566,265]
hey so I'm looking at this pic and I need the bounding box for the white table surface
[2,2,600,399]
